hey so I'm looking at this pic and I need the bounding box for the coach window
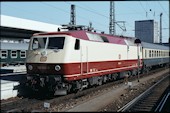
[1,50,8,59]
[149,50,151,57]
[145,50,147,58]
[75,39,80,50]
[153,50,155,57]
[157,51,158,57]
[11,50,17,58]
[20,51,26,58]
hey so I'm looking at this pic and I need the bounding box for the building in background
[135,20,159,43]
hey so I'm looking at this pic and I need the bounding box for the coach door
[80,45,88,75]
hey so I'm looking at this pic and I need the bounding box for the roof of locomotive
[33,30,127,45]
[33,30,169,50]
[1,42,29,50]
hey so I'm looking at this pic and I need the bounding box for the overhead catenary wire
[64,1,109,19]
[139,1,148,18]
[157,1,169,18]
[1,1,169,40]
[64,1,133,34]
[40,2,109,33]
[40,2,169,38]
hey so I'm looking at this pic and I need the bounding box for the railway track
[154,86,170,112]
[117,73,170,112]
[1,67,168,112]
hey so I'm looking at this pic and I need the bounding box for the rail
[0,72,26,76]
[117,74,169,112]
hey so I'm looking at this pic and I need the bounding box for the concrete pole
[137,44,140,82]
[160,13,163,44]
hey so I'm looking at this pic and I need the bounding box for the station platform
[0,65,26,74]
[1,72,26,100]
[1,80,19,100]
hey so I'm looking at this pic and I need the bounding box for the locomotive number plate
[37,65,47,70]
[40,56,47,62]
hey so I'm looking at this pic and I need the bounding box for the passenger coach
[0,42,29,66]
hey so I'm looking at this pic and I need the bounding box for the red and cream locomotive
[23,25,168,96]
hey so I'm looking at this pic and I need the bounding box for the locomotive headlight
[28,65,33,70]
[55,65,61,71]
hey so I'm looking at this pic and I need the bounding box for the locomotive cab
[25,33,77,95]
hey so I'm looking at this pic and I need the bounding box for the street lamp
[134,39,141,82]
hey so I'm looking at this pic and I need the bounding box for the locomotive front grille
[26,63,63,75]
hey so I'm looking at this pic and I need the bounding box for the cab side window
[75,39,80,50]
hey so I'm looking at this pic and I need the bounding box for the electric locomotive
[22,25,169,96]
[23,26,143,95]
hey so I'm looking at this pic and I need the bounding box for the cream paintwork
[26,35,142,64]
[26,35,69,63]
[66,37,142,63]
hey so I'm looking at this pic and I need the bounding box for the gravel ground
[98,78,161,111]
[3,68,167,112]
[44,69,169,112]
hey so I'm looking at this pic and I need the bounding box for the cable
[64,1,109,19]
[41,2,70,14]
[157,1,169,18]
[139,1,147,12]
[139,1,148,18]
[40,2,109,32]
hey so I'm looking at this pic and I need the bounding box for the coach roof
[1,42,29,50]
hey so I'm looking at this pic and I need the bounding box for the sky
[1,1,169,43]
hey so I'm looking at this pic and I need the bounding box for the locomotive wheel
[98,77,103,86]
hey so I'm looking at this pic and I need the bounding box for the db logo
[40,56,47,62]
[119,54,121,59]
